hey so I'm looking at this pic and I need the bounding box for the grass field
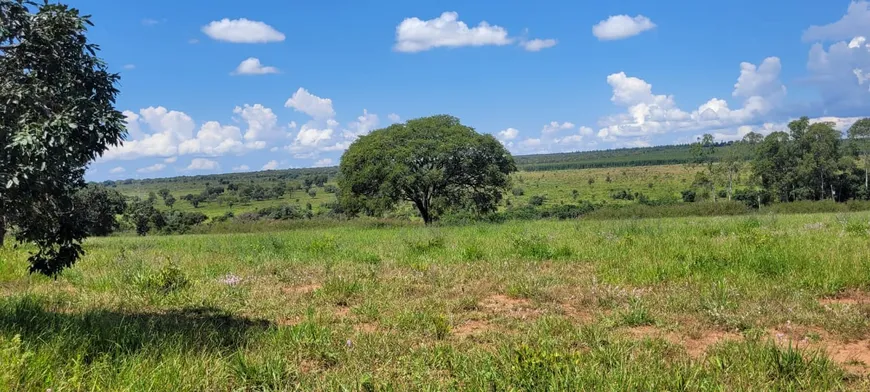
[111,164,715,219]
[1,211,870,390]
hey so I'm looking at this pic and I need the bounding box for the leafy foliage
[339,115,516,223]
[0,0,126,275]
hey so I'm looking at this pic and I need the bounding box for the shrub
[528,195,546,206]
[681,190,696,203]
[135,263,190,294]
[610,189,634,201]
[512,187,525,196]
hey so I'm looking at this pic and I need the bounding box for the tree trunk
[412,199,432,225]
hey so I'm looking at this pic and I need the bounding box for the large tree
[0,0,125,275]
[339,115,516,224]
[848,118,870,190]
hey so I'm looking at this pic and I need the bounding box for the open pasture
[1,211,870,390]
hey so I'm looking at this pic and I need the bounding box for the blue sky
[76,0,870,180]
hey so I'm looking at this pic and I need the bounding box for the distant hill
[514,142,745,171]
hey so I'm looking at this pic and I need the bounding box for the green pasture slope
[105,144,742,218]
[1,212,870,389]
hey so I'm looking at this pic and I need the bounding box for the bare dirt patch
[769,326,870,373]
[453,319,491,338]
[282,284,321,295]
[354,322,379,333]
[276,316,303,326]
[481,294,540,319]
[560,302,595,323]
[334,306,351,318]
[624,325,741,358]
[819,290,870,306]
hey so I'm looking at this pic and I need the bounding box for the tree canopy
[339,115,516,224]
[0,0,125,275]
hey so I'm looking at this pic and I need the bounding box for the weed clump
[135,263,190,294]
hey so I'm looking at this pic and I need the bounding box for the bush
[610,189,634,201]
[528,195,546,206]
[308,189,317,198]
[733,189,771,208]
[512,187,525,196]
[681,190,696,203]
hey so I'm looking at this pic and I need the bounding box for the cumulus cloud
[233,57,279,75]
[137,163,165,174]
[394,11,512,52]
[234,104,283,141]
[202,18,285,43]
[596,57,786,141]
[285,88,335,119]
[521,38,557,52]
[164,156,177,163]
[103,105,269,161]
[803,2,870,111]
[592,15,656,41]
[803,1,870,42]
[261,160,279,170]
[733,57,787,98]
[542,121,575,133]
[387,113,401,123]
[497,127,519,140]
[186,158,220,171]
[343,109,379,139]
[232,165,250,172]
[314,158,334,167]
[109,166,125,174]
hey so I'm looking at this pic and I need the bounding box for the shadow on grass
[0,296,270,362]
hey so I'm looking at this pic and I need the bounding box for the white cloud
[498,127,519,140]
[285,88,335,119]
[104,106,267,161]
[232,165,250,172]
[804,3,870,110]
[803,1,870,42]
[269,147,279,152]
[596,58,785,141]
[394,11,512,53]
[201,18,285,43]
[137,163,165,174]
[521,38,557,52]
[344,109,379,139]
[733,57,787,98]
[188,38,199,44]
[387,113,401,123]
[261,160,279,170]
[123,64,135,70]
[234,104,283,141]
[186,158,219,171]
[164,156,177,163]
[141,18,160,26]
[592,15,656,41]
[314,158,334,167]
[288,121,297,129]
[233,57,279,75]
[542,121,575,133]
[178,122,245,156]
[109,166,125,174]
[293,123,334,147]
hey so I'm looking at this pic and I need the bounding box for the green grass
[2,212,870,389]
